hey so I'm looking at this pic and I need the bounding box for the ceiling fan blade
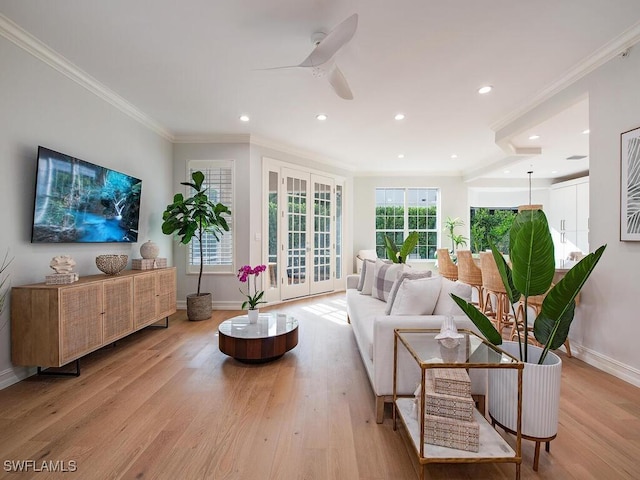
[299,13,358,68]
[328,64,353,100]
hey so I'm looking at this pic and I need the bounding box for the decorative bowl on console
[96,255,128,275]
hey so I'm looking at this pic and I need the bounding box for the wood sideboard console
[11,267,176,374]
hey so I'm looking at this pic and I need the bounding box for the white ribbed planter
[489,341,562,439]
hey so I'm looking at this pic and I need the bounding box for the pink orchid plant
[237,264,267,310]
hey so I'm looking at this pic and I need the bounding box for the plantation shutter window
[186,160,234,274]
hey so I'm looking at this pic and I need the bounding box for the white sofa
[346,273,485,423]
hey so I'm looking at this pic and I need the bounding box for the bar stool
[512,289,573,357]
[480,251,515,335]
[456,250,483,311]
[436,248,458,281]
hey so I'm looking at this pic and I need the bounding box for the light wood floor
[0,293,638,480]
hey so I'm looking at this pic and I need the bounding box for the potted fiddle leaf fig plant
[383,231,419,263]
[162,171,231,321]
[450,208,605,466]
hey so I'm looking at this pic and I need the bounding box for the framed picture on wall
[621,126,640,241]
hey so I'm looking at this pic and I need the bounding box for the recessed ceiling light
[503,170,511,174]
[478,85,493,94]
[239,115,250,122]
[551,170,558,174]
[394,113,405,121]
[451,154,458,159]
[316,113,328,121]
[398,154,405,159]
[528,134,540,140]
[582,129,590,134]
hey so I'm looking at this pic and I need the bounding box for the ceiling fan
[267,13,358,100]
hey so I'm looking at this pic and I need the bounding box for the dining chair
[512,289,573,357]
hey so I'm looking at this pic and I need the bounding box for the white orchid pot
[247,308,259,324]
[489,341,562,439]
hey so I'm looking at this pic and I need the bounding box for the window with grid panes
[375,187,439,260]
[186,160,234,273]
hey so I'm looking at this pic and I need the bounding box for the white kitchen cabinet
[548,178,589,262]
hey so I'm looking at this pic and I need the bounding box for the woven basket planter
[186,293,212,321]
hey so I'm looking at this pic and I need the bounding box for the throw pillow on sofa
[433,277,473,315]
[371,259,407,301]
[357,258,376,292]
[389,275,442,315]
[385,271,433,314]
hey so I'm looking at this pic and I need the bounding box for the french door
[280,168,335,300]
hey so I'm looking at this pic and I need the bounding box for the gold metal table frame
[392,328,524,480]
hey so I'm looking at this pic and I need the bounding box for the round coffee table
[218,311,298,363]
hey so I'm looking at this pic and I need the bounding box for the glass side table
[393,328,523,480]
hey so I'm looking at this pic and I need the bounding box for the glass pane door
[282,168,310,300]
[310,174,334,294]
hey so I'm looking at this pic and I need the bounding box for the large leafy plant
[162,171,231,296]
[383,231,419,263]
[451,209,606,364]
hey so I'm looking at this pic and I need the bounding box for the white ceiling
[1,1,640,178]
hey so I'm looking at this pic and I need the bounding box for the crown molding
[463,154,540,183]
[354,169,462,178]
[491,20,640,132]
[249,135,356,172]
[0,14,173,141]
[172,133,355,172]
[172,133,251,144]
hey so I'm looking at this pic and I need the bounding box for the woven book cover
[132,258,167,270]
[423,413,480,452]
[428,368,471,398]
[422,376,474,422]
[45,273,78,285]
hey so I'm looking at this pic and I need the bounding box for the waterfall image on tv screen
[31,147,142,243]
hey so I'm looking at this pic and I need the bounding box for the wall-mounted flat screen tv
[31,146,142,243]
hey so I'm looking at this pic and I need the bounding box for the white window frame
[374,187,440,261]
[185,159,235,274]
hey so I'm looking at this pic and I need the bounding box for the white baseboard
[176,300,242,310]
[571,342,640,388]
[0,366,35,390]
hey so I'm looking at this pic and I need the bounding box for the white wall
[0,37,173,387]
[468,186,550,210]
[581,50,640,385]
[495,49,640,386]
[352,175,468,271]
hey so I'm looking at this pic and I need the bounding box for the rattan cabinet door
[133,272,157,328]
[103,277,134,343]
[156,269,176,319]
[60,283,103,364]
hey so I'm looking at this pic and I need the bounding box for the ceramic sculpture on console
[47,255,79,283]
[95,254,128,275]
[140,240,159,259]
[50,255,76,274]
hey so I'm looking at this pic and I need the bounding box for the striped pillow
[371,259,408,302]
[357,259,375,291]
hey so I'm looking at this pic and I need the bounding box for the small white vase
[247,308,259,324]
